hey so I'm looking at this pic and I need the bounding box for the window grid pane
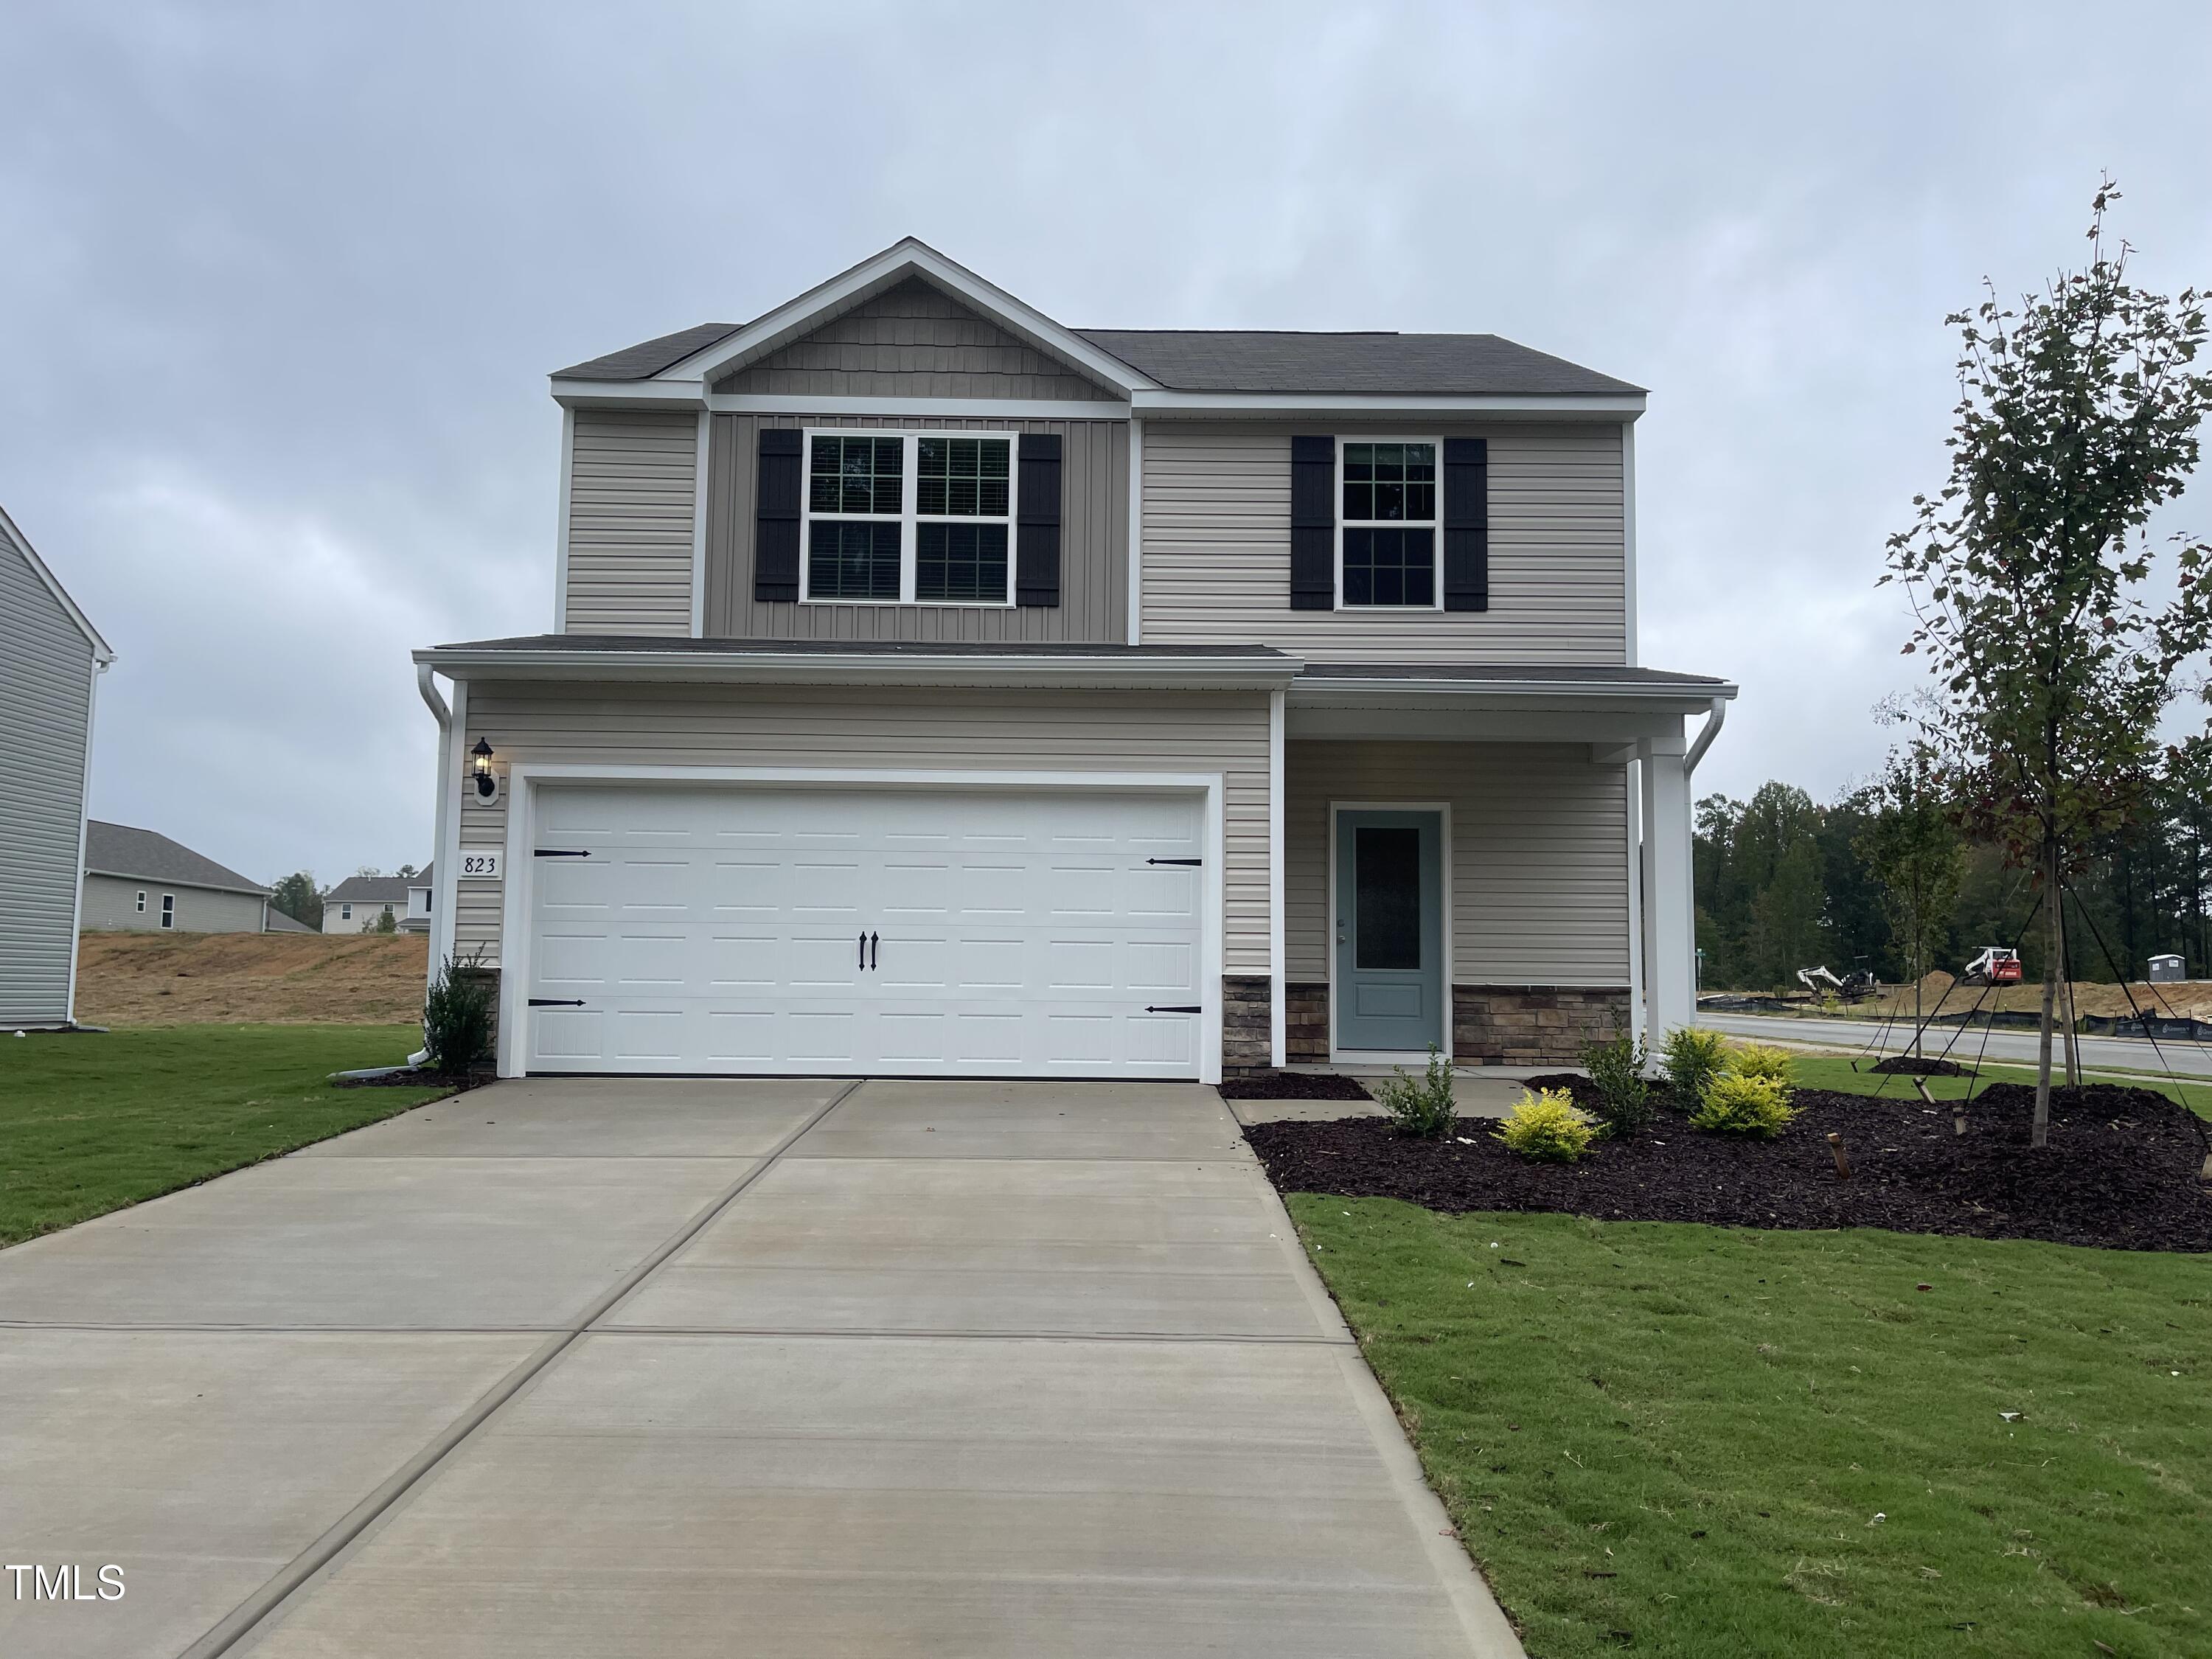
[1342,528,1436,607]
[809,435,902,515]
[1342,442,1436,523]
[917,523,1009,603]
[807,521,902,600]
[917,437,1011,518]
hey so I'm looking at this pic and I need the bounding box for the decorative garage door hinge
[533,849,592,858]
[1144,1005,1202,1014]
[1145,858,1202,866]
[529,998,586,1007]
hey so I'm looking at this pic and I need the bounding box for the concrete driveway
[0,1077,1520,1658]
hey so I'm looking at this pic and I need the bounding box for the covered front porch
[1256,664,1733,1072]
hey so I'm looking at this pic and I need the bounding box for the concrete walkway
[0,1077,1521,1659]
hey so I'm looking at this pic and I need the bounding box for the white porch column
[1638,734,1695,1041]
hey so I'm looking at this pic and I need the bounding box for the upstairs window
[799,431,1015,605]
[1340,439,1439,608]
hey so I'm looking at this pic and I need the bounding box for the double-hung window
[801,431,1015,605]
[159,894,175,930]
[135,890,146,913]
[1339,439,1439,608]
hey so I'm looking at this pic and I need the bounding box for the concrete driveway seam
[175,1080,863,1659]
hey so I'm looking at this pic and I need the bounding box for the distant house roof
[83,821,266,896]
[325,868,431,904]
[264,908,316,933]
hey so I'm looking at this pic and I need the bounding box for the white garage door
[522,784,1208,1077]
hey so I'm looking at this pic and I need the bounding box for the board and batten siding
[1141,422,1628,663]
[561,408,698,636]
[713,278,1119,403]
[1286,740,1631,986]
[454,683,1270,973]
[0,523,97,1025]
[702,414,1128,643]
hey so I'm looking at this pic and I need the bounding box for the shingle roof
[1297,663,1730,687]
[554,322,742,380]
[325,869,431,904]
[83,821,267,895]
[264,907,316,933]
[1074,330,1641,397]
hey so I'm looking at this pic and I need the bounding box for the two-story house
[414,240,1731,1083]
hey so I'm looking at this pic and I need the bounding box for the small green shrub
[1726,1042,1795,1086]
[1658,1026,1731,1105]
[1495,1088,1597,1161]
[1691,1072,1799,1138]
[1375,1045,1457,1138]
[422,950,496,1074]
[1579,1033,1651,1134]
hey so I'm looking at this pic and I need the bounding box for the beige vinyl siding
[455,684,1270,974]
[714,279,1119,402]
[1141,422,1628,663]
[79,874,268,934]
[563,408,698,636]
[702,414,1127,643]
[1286,740,1630,985]
[0,523,96,1024]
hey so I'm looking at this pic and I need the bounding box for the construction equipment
[1962,946,2023,986]
[1797,964,1879,1001]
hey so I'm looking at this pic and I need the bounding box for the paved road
[1698,1011,2212,1079]
[0,1077,1518,1659]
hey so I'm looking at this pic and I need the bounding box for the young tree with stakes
[1883,180,2212,1147]
[1855,745,1964,1057]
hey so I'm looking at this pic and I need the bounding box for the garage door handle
[529,998,586,1007]
[1146,858,1202,866]
[533,849,591,858]
[1145,1004,1202,1014]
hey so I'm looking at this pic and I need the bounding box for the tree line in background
[1694,748,2212,993]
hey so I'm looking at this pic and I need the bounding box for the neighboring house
[415,238,1733,1082]
[0,504,113,1029]
[265,907,316,934]
[82,821,271,933]
[322,869,434,933]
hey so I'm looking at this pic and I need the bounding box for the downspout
[1683,695,1727,776]
[412,663,453,1066]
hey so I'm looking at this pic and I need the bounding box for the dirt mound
[1245,1083,2212,1252]
[74,931,430,1026]
[1871,971,2212,1022]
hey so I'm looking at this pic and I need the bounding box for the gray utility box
[2148,953,2186,983]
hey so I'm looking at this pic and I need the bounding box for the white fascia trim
[1268,688,1286,1068]
[710,393,1131,420]
[550,378,703,409]
[1621,420,1639,668]
[1133,390,1647,420]
[412,647,1302,692]
[1,503,115,661]
[656,240,1156,397]
[420,665,460,984]
[1126,417,1144,646]
[495,763,1225,1085]
[689,409,710,636]
[552,406,575,633]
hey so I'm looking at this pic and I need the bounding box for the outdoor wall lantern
[470,737,499,804]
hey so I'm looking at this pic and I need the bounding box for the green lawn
[1779,1052,2212,1119]
[1292,1199,2212,1658]
[0,1024,451,1247]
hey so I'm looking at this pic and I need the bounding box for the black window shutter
[1290,436,1336,610]
[754,427,802,603]
[1015,431,1062,607]
[1441,437,1489,612]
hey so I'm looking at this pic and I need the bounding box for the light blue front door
[1333,810,1444,1052]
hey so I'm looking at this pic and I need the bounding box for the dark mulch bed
[1867,1054,1968,1077]
[1245,1083,2212,1252]
[1216,1071,1374,1101]
[333,1067,486,1092]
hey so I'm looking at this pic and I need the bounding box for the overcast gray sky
[4,1,2208,887]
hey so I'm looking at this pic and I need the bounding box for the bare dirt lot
[74,932,428,1026]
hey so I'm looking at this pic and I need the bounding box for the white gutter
[1683,695,1728,774]
[411,663,453,1068]
[411,646,1303,692]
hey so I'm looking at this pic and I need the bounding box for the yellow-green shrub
[1691,1072,1799,1137]
[1495,1088,1597,1161]
[1726,1042,1795,1087]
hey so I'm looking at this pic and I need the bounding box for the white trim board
[493,765,1228,1086]
[689,409,710,636]
[1325,799,1455,1065]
